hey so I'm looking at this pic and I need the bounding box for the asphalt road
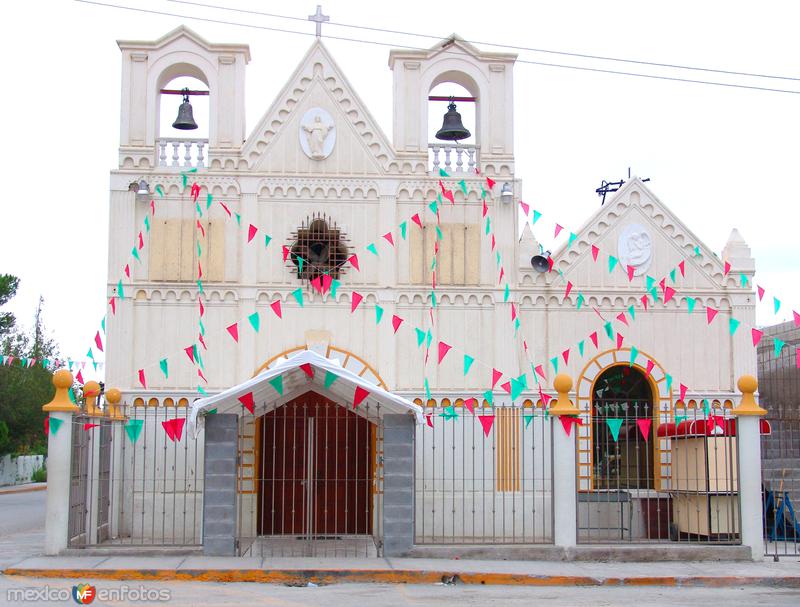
[0,489,46,569]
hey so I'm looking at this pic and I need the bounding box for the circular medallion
[618,223,653,276]
[299,108,336,160]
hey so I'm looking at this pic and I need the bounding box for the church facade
[86,26,761,557]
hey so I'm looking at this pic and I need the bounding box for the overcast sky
[1,0,798,368]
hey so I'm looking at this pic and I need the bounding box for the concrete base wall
[0,454,45,486]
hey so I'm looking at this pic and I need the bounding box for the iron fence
[415,404,553,545]
[762,415,800,559]
[579,403,740,544]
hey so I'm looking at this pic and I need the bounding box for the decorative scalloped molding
[257,177,380,199]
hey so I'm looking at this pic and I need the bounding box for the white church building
[39,24,770,561]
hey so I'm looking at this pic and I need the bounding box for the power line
[169,0,800,83]
[74,0,800,95]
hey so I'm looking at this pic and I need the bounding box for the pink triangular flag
[562,348,570,364]
[282,245,290,262]
[491,235,497,251]
[482,199,488,218]
[793,310,800,328]
[443,189,454,204]
[83,423,99,432]
[560,416,576,436]
[796,347,800,370]
[162,419,176,441]
[663,286,676,304]
[678,260,685,277]
[382,232,394,246]
[184,346,195,363]
[724,260,731,276]
[437,341,452,364]
[238,392,255,414]
[511,303,517,321]
[271,299,282,319]
[706,306,718,324]
[94,331,104,352]
[411,213,423,229]
[645,360,655,376]
[321,274,332,293]
[198,368,208,384]
[198,334,207,350]
[310,276,323,293]
[478,415,495,437]
[464,398,476,415]
[491,368,503,389]
[391,314,403,334]
[196,220,205,238]
[220,202,232,217]
[751,328,763,347]
[353,386,370,408]
[109,296,116,315]
[564,281,573,300]
[351,291,363,313]
[151,199,156,215]
[679,383,688,401]
[641,295,649,310]
[247,224,258,243]
[76,369,84,385]
[519,201,530,216]
[124,264,130,278]
[500,381,511,394]
[138,232,144,250]
[486,177,496,189]
[554,223,564,238]
[616,333,624,349]
[660,278,666,292]
[637,419,652,442]
[425,414,434,428]
[626,265,635,281]
[535,365,546,381]
[190,182,200,202]
[757,285,765,301]
[300,363,314,379]
[589,332,599,348]
[498,266,504,283]
[591,244,599,262]
[199,299,205,316]
[171,418,186,442]
[226,323,239,342]
[616,312,628,326]
[348,254,360,271]
[138,369,147,389]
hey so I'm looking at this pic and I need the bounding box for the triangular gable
[388,33,516,66]
[242,40,395,173]
[549,178,727,291]
[117,25,250,60]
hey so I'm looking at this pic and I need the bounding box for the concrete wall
[0,454,45,487]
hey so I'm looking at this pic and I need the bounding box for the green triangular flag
[665,373,673,393]
[496,251,501,268]
[702,398,710,416]
[670,268,677,283]
[480,186,487,199]
[485,217,491,235]
[576,293,584,310]
[68,388,76,403]
[206,408,217,415]
[428,200,439,215]
[463,354,475,376]
[630,346,639,366]
[518,373,528,389]
[514,318,520,333]
[439,168,449,177]
[196,201,203,218]
[646,275,656,291]
[550,356,559,373]
[739,273,748,287]
[367,243,378,256]
[117,280,125,299]
[400,221,407,240]
[510,378,525,401]
[155,184,164,197]
[298,257,304,274]
[291,288,304,307]
[774,338,786,357]
[483,390,494,406]
[269,375,284,395]
[416,328,426,347]
[330,279,340,298]
[124,419,144,443]
[687,297,697,314]
[608,255,619,273]
[774,297,781,314]
[264,234,272,248]
[159,358,168,378]
[234,212,241,226]
[729,317,740,335]
[532,210,542,224]
[424,378,431,401]
[375,305,384,325]
[198,385,208,396]
[248,312,260,332]
[440,405,458,420]
[524,414,534,428]
[144,216,150,232]
[628,305,636,321]
[567,232,577,249]
[324,370,338,389]
[694,245,701,256]
[458,179,468,195]
[197,280,204,294]
[196,242,202,258]
[206,193,213,210]
[49,416,64,435]
[503,284,510,302]
[604,321,614,341]
[578,340,585,357]
[431,291,437,308]
[675,414,687,426]
[606,418,624,442]
[199,319,206,336]
[436,225,443,241]
[426,329,433,349]
[431,255,437,271]
[87,348,94,361]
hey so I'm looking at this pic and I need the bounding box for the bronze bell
[435,101,471,141]
[172,88,198,130]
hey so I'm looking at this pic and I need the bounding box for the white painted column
[42,369,80,555]
[732,374,767,561]
[549,373,580,549]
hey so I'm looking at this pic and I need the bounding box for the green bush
[31,464,46,483]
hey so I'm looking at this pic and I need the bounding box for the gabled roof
[388,33,516,67]
[117,25,251,61]
[188,350,422,435]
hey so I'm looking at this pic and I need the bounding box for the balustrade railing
[157,138,208,168]
[428,143,478,175]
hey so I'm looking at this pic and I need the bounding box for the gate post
[549,374,580,549]
[42,369,80,555]
[382,413,415,557]
[732,375,767,561]
[202,413,238,556]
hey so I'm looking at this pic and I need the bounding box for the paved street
[0,489,46,570]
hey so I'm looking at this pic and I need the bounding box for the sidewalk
[4,554,800,587]
[0,483,46,496]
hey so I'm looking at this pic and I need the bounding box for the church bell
[172,88,198,130]
[435,101,471,141]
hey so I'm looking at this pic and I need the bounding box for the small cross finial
[308,5,329,38]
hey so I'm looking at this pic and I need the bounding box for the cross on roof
[308,5,329,38]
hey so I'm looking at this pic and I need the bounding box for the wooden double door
[256,392,374,536]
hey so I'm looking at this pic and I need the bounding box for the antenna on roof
[596,168,650,205]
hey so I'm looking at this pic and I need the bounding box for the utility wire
[74,0,800,95]
[169,0,800,83]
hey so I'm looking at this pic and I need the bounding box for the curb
[4,568,800,588]
[0,484,46,496]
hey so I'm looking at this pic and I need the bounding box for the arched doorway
[591,365,656,490]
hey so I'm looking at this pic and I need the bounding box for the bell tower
[116,26,250,169]
[388,34,517,175]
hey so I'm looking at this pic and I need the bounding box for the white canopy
[188,350,422,435]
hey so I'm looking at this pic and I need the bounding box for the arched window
[591,365,655,490]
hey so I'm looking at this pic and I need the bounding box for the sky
[1,0,798,367]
